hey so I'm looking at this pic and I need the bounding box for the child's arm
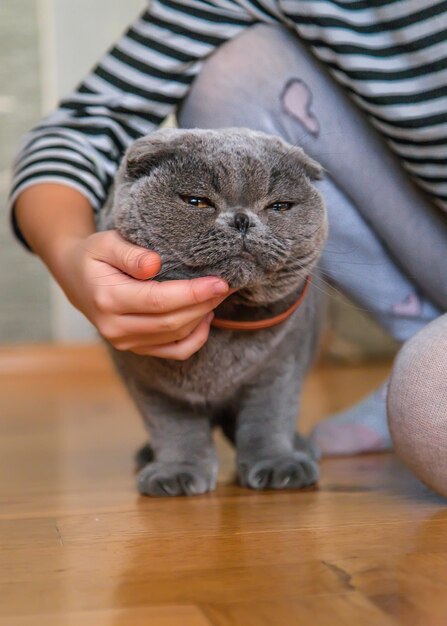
[15,183,231,360]
[10,1,274,358]
[10,0,262,245]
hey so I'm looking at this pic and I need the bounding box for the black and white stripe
[286,0,447,210]
[10,0,447,240]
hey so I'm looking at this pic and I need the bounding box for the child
[10,1,447,469]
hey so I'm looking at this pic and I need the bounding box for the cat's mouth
[169,232,299,289]
[236,242,256,261]
[162,240,315,294]
[189,238,287,274]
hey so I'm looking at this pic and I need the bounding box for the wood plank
[3,517,447,584]
[202,594,395,626]
[0,345,445,626]
[329,552,447,626]
[0,343,112,375]
[0,605,211,626]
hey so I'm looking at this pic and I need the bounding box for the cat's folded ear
[292,146,324,181]
[124,129,181,180]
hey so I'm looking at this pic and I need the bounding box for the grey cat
[99,127,327,496]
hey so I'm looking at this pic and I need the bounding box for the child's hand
[63,230,230,360]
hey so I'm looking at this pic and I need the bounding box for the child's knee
[388,314,447,497]
[177,24,311,132]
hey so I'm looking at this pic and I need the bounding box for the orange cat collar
[211,275,311,331]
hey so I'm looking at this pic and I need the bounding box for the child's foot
[309,382,392,456]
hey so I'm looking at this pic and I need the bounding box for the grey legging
[177,25,447,496]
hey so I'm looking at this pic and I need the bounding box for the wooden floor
[0,345,446,626]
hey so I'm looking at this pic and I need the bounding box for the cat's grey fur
[99,128,327,496]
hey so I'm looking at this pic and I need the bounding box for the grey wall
[0,0,52,343]
[0,0,146,343]
[47,0,147,341]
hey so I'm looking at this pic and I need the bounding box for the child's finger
[131,313,214,360]
[88,230,161,280]
[101,274,230,315]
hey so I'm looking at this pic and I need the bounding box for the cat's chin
[157,264,261,290]
[212,261,266,291]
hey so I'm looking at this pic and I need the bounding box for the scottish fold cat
[99,127,327,496]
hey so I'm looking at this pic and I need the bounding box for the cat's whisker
[147,263,187,281]
[323,258,391,267]
[286,252,353,307]
[307,266,390,315]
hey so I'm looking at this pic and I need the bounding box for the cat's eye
[268,201,293,213]
[180,195,214,209]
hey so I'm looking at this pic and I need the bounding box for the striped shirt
[10,0,447,245]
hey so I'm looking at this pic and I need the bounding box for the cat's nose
[234,212,250,235]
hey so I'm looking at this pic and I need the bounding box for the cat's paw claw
[137,462,216,497]
[238,451,319,490]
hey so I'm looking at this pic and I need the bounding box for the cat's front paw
[137,461,216,497]
[238,451,319,491]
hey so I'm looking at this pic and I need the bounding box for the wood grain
[0,606,211,626]
[0,344,445,626]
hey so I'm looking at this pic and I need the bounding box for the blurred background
[0,0,397,360]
